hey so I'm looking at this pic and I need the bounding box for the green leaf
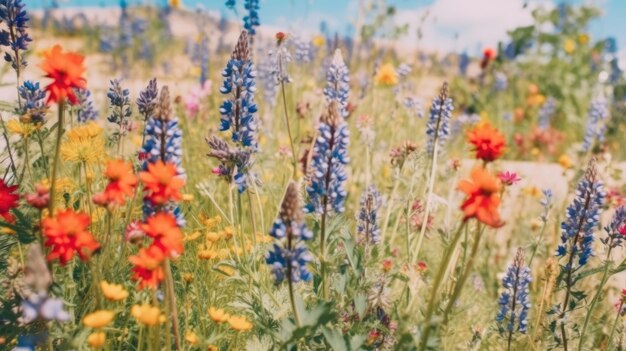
[322,327,348,351]
[354,293,367,319]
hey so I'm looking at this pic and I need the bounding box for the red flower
[458,167,504,228]
[141,212,184,258]
[39,45,87,105]
[129,245,165,289]
[103,160,138,205]
[481,48,496,69]
[467,122,506,162]
[497,171,521,186]
[139,161,184,205]
[43,209,100,265]
[0,180,19,223]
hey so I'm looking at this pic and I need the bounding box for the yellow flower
[578,34,589,45]
[312,35,325,47]
[255,233,273,244]
[208,307,230,323]
[131,304,161,326]
[181,193,194,202]
[558,154,573,169]
[1,227,15,235]
[169,0,181,8]
[182,272,194,283]
[198,249,218,260]
[221,227,234,240]
[531,147,540,157]
[207,345,218,351]
[523,186,541,199]
[564,38,576,54]
[227,315,253,332]
[206,231,221,242]
[61,122,106,165]
[100,281,128,301]
[530,218,543,231]
[6,119,39,137]
[374,63,398,86]
[204,215,222,229]
[526,94,545,107]
[83,310,115,329]
[184,231,202,242]
[87,332,106,348]
[185,331,198,345]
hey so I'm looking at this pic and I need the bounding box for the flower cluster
[266,181,313,284]
[305,102,350,215]
[75,88,98,123]
[426,82,454,154]
[323,49,350,118]
[556,160,605,269]
[0,179,19,223]
[43,209,100,265]
[219,30,259,150]
[0,0,31,71]
[601,206,626,249]
[206,136,255,193]
[243,0,259,36]
[107,79,132,134]
[356,186,383,244]
[18,80,46,124]
[496,248,532,335]
[93,160,138,207]
[581,97,609,152]
[136,78,158,120]
[537,97,556,130]
[40,45,86,104]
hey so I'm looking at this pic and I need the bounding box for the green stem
[163,259,181,350]
[280,78,298,179]
[36,129,49,178]
[419,222,466,350]
[0,114,18,181]
[577,245,614,350]
[414,140,439,264]
[48,101,65,216]
[606,299,624,351]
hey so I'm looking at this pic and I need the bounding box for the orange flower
[43,209,100,264]
[139,161,184,205]
[129,245,165,289]
[457,167,503,228]
[141,212,184,257]
[103,160,138,205]
[39,45,86,105]
[467,122,506,162]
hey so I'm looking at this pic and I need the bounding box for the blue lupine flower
[323,49,350,118]
[556,161,604,269]
[256,51,278,107]
[601,206,626,249]
[450,110,480,136]
[503,112,513,122]
[141,87,184,175]
[74,88,98,123]
[356,186,383,244]
[397,63,412,77]
[206,135,255,193]
[581,98,609,152]
[403,96,424,119]
[458,52,470,76]
[0,0,32,71]
[21,292,70,323]
[18,80,46,124]
[426,82,454,154]
[266,182,313,284]
[496,248,531,336]
[605,37,617,55]
[219,30,259,151]
[538,97,556,130]
[141,85,186,225]
[293,37,313,64]
[107,79,132,130]
[540,188,553,223]
[494,72,508,92]
[305,102,349,215]
[243,0,260,36]
[225,0,236,10]
[137,78,158,120]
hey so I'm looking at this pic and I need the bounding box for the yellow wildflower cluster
[208,307,253,332]
[61,122,106,165]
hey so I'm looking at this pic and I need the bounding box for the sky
[24,0,626,55]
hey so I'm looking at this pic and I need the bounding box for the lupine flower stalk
[74,88,98,123]
[107,79,132,154]
[357,185,382,245]
[538,97,556,130]
[0,0,32,104]
[581,97,609,153]
[243,0,259,37]
[266,181,313,326]
[136,78,158,145]
[323,49,350,118]
[18,81,46,124]
[556,159,604,350]
[496,248,532,350]
[578,206,626,349]
[305,101,349,300]
[415,82,454,261]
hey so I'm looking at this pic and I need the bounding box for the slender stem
[414,140,439,264]
[0,114,18,181]
[163,259,181,350]
[441,223,485,326]
[320,210,329,300]
[23,137,32,182]
[381,167,402,241]
[507,266,521,351]
[279,78,298,179]
[288,277,302,327]
[247,191,257,248]
[606,299,624,351]
[48,102,65,216]
[528,220,547,266]
[36,129,49,178]
[419,222,466,350]
[578,244,614,350]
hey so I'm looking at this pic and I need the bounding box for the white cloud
[395,0,551,54]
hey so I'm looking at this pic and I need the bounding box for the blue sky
[25,0,626,54]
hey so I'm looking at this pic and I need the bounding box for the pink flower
[184,81,212,118]
[125,220,145,244]
[497,171,521,186]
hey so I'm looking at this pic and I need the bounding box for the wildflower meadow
[1,0,626,350]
